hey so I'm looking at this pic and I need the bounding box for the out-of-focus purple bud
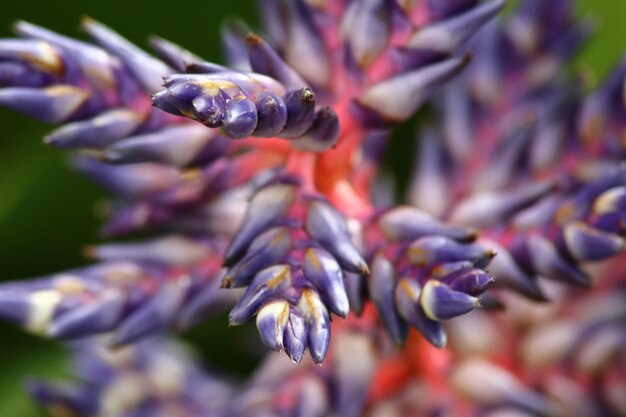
[283,309,308,363]
[87,235,209,267]
[44,109,144,149]
[306,200,369,274]
[369,253,408,346]
[256,300,290,351]
[427,0,477,19]
[253,91,288,137]
[357,55,471,122]
[220,95,258,138]
[420,280,481,321]
[409,128,450,217]
[408,236,496,267]
[111,280,187,346]
[0,62,51,87]
[512,194,563,230]
[562,221,624,262]
[303,247,349,318]
[47,290,124,338]
[221,20,251,71]
[408,0,505,54]
[176,275,231,330]
[223,227,292,288]
[451,181,554,228]
[26,380,95,416]
[594,186,626,215]
[103,124,221,166]
[526,234,590,287]
[342,0,392,68]
[291,107,340,152]
[394,277,447,348]
[442,268,495,296]
[278,87,317,138]
[450,358,549,414]
[81,17,171,93]
[0,39,63,74]
[0,288,37,328]
[298,288,331,363]
[297,377,330,417]
[479,238,547,301]
[72,156,179,196]
[332,330,377,417]
[380,206,477,242]
[225,183,296,266]
[344,272,366,316]
[0,85,89,123]
[229,265,292,325]
[14,21,118,88]
[149,35,204,72]
[284,0,330,88]
[246,33,307,90]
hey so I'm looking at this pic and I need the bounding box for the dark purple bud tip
[279,88,317,138]
[219,96,258,139]
[291,107,340,152]
[253,90,288,137]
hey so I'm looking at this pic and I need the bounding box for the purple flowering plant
[0,0,625,416]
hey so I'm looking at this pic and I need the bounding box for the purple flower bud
[44,108,144,149]
[229,265,292,325]
[0,39,63,74]
[278,87,317,138]
[303,247,350,318]
[223,227,292,288]
[253,91,288,137]
[420,280,481,321]
[283,0,330,88]
[451,181,555,228]
[479,238,547,301]
[342,0,392,68]
[148,35,204,72]
[225,183,296,266]
[306,200,369,274]
[221,20,251,71]
[291,106,340,152]
[408,0,506,55]
[379,206,477,242]
[246,33,307,90]
[369,252,408,346]
[176,275,230,330]
[409,128,450,217]
[47,290,125,338]
[103,124,222,166]
[14,21,118,89]
[283,309,308,363]
[298,288,331,363]
[72,156,179,197]
[0,62,51,87]
[0,85,89,123]
[220,95,258,139]
[562,222,624,262]
[408,236,496,267]
[357,55,471,122]
[344,272,366,316]
[111,280,187,346]
[81,17,171,93]
[394,277,447,348]
[526,234,590,287]
[441,267,495,296]
[87,235,210,267]
[256,300,290,351]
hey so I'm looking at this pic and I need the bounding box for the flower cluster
[0,0,625,416]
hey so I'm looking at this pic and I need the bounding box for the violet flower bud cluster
[0,0,625,416]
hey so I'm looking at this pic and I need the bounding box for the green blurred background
[0,0,625,414]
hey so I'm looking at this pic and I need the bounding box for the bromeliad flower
[1,0,625,416]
